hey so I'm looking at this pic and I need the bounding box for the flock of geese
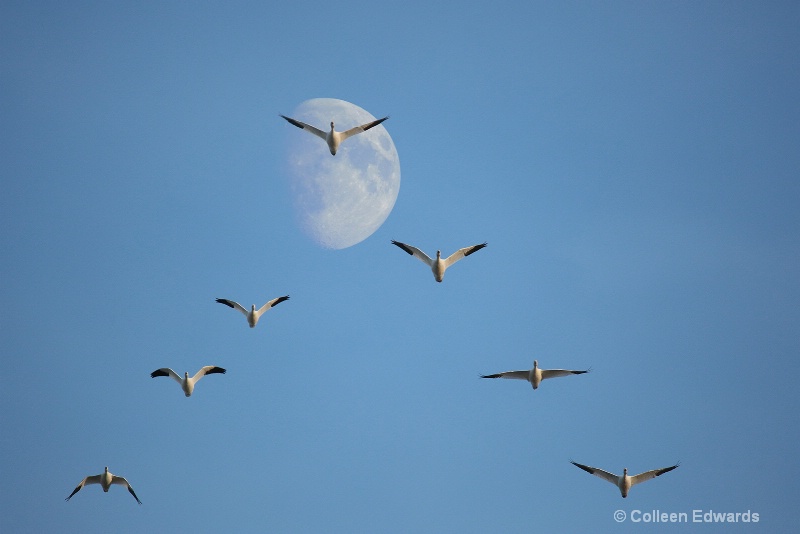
[65,112,678,505]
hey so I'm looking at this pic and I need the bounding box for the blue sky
[2,1,799,532]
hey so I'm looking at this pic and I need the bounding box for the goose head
[184,371,190,379]
[436,250,442,259]
[251,304,257,312]
[533,359,539,369]
[330,121,335,131]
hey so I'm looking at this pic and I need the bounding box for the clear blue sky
[2,2,799,532]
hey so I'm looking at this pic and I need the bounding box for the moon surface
[284,98,401,250]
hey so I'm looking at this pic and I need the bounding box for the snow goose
[215,295,289,328]
[65,466,142,504]
[570,460,679,498]
[481,360,590,389]
[391,240,487,282]
[280,114,389,155]
[150,366,226,397]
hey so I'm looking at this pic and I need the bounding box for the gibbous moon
[284,98,401,250]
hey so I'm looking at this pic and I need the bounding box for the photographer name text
[614,509,759,523]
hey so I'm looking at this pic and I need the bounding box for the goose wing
[257,295,290,315]
[391,240,433,266]
[540,367,591,380]
[570,461,620,486]
[111,476,142,505]
[65,474,102,501]
[339,116,389,141]
[443,242,487,267]
[480,370,530,380]
[630,463,680,487]
[216,298,249,317]
[192,365,227,382]
[280,115,327,141]
[150,368,182,385]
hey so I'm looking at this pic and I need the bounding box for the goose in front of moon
[280,114,388,155]
[282,98,400,250]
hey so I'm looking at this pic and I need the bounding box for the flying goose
[391,240,487,282]
[570,460,679,498]
[280,114,389,155]
[215,295,289,328]
[66,466,142,504]
[150,366,226,397]
[481,359,590,389]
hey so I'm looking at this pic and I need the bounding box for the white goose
[570,460,680,498]
[481,360,590,389]
[391,240,487,282]
[215,295,289,328]
[65,466,142,504]
[280,114,389,155]
[150,366,226,397]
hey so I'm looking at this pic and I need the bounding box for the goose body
[215,295,289,328]
[391,240,487,282]
[570,460,679,498]
[481,360,589,389]
[65,466,142,504]
[280,114,388,155]
[151,366,226,397]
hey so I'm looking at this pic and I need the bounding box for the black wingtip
[150,369,168,378]
[464,242,488,256]
[570,460,593,474]
[272,295,290,306]
[215,299,234,308]
[363,116,389,130]
[391,240,414,255]
[280,115,304,129]
[657,463,680,476]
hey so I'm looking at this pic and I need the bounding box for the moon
[283,98,401,250]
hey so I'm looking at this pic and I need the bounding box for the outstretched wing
[570,461,620,486]
[65,474,101,501]
[540,368,591,380]
[339,116,389,141]
[257,295,290,315]
[280,115,327,141]
[192,365,227,382]
[216,298,248,317]
[111,476,142,505]
[480,370,530,380]
[443,243,487,268]
[150,368,182,385]
[630,463,680,487]
[391,240,433,266]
